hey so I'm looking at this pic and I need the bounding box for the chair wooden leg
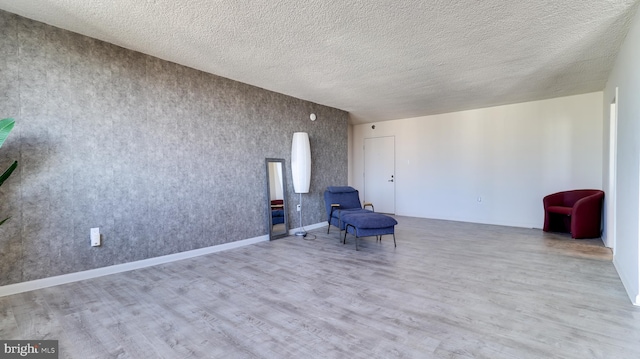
[393,234,396,247]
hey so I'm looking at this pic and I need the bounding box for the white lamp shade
[291,132,311,193]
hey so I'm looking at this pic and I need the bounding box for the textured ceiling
[0,1,638,124]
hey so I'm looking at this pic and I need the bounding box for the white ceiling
[0,1,638,124]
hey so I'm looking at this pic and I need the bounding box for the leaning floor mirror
[266,158,288,239]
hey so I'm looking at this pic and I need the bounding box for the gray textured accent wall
[0,10,348,286]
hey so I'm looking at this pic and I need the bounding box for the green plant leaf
[0,118,16,227]
[0,161,17,187]
[0,118,15,149]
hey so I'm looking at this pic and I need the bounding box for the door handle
[388,175,394,182]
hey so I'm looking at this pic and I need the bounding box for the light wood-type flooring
[2,217,640,358]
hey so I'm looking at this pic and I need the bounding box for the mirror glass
[266,158,288,239]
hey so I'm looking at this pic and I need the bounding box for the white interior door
[364,136,395,214]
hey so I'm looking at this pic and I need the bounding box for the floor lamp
[291,132,311,237]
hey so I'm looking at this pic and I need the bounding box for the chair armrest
[329,204,340,220]
[543,192,565,208]
[571,191,604,238]
[363,202,374,212]
[573,193,604,218]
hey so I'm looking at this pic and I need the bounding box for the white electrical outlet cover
[91,228,100,247]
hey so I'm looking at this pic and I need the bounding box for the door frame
[607,87,618,253]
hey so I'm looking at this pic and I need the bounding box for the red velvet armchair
[543,189,604,239]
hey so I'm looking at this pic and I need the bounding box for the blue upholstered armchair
[323,186,374,233]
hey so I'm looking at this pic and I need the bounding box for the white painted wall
[351,92,603,229]
[603,7,640,305]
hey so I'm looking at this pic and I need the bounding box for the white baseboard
[0,222,330,298]
[290,221,326,234]
[613,256,640,306]
[0,234,269,298]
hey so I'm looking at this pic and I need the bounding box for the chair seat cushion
[341,212,398,229]
[333,208,372,218]
[546,206,573,215]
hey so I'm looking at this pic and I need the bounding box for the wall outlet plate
[296,204,301,211]
[91,228,101,247]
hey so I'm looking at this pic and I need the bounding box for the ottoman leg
[342,226,347,245]
[345,224,358,250]
[352,225,359,250]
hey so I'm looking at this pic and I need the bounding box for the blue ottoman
[341,212,397,250]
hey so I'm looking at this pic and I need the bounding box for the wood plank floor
[2,216,640,358]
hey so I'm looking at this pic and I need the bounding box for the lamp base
[294,231,307,237]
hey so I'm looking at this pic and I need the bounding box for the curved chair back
[323,186,363,218]
[545,189,603,207]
